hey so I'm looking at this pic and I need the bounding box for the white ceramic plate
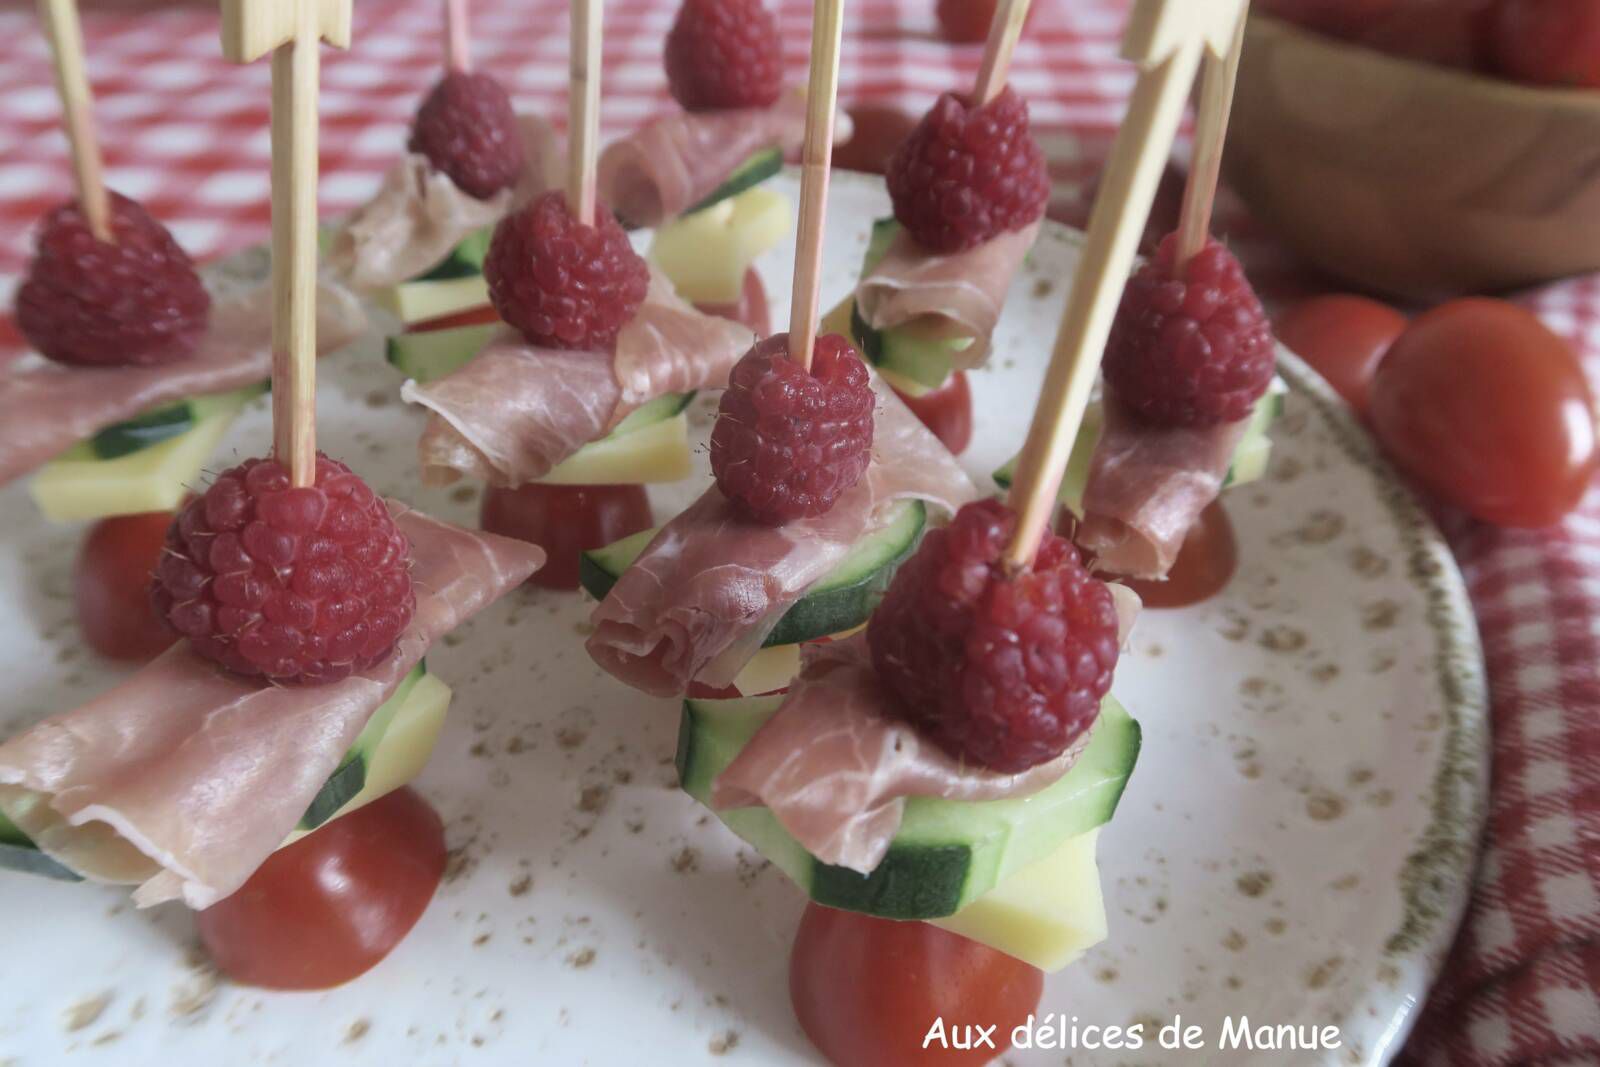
[0,171,1487,1066]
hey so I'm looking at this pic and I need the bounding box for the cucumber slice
[380,274,491,327]
[299,664,426,830]
[849,218,973,391]
[82,382,269,461]
[386,322,498,382]
[580,499,927,647]
[417,226,493,282]
[684,147,784,217]
[677,693,1140,919]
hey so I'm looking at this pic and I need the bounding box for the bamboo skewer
[37,0,110,242]
[787,0,846,372]
[222,0,353,488]
[972,0,1032,106]
[444,0,471,73]
[567,0,601,227]
[1002,0,1248,572]
[1175,1,1248,272]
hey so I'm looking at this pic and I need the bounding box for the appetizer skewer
[0,0,545,994]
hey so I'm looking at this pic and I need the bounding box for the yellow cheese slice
[537,412,693,486]
[649,186,792,305]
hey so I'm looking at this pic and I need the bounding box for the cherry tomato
[1116,500,1239,609]
[833,104,919,176]
[197,787,446,991]
[1274,295,1407,416]
[892,372,973,456]
[1490,0,1600,88]
[935,0,1038,45]
[790,902,1042,1067]
[74,511,176,662]
[1369,299,1598,527]
[406,303,501,334]
[481,483,654,590]
[693,268,771,336]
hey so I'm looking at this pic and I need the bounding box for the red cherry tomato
[1275,295,1407,416]
[833,103,919,176]
[1118,499,1239,609]
[790,902,1042,1067]
[1490,0,1600,88]
[481,482,654,590]
[74,511,177,662]
[892,372,973,456]
[935,0,1038,45]
[693,267,771,336]
[406,303,501,333]
[1369,299,1598,527]
[196,787,446,991]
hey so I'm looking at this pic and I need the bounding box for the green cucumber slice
[381,274,491,327]
[608,391,695,436]
[77,382,270,462]
[417,226,493,282]
[581,499,926,647]
[677,693,1140,919]
[849,218,973,390]
[684,147,784,217]
[299,663,425,831]
[386,322,499,382]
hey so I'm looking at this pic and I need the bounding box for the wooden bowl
[1226,15,1600,301]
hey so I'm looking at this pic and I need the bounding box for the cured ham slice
[402,266,754,486]
[0,249,369,489]
[854,221,1040,370]
[586,380,977,697]
[328,115,561,293]
[597,92,809,229]
[1077,392,1250,579]
[0,509,543,909]
[711,634,1085,874]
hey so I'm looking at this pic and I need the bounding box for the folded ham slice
[1077,391,1250,579]
[710,585,1141,875]
[597,91,809,229]
[854,221,1040,371]
[402,266,754,487]
[0,508,543,909]
[0,248,369,489]
[586,379,977,697]
[328,114,562,293]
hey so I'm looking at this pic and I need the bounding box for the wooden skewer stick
[37,0,110,241]
[972,0,1032,106]
[222,0,353,489]
[1003,0,1247,572]
[787,0,846,372]
[567,0,601,227]
[1174,1,1248,272]
[444,0,472,73]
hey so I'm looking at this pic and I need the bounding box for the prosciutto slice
[710,586,1141,875]
[597,92,809,229]
[0,508,543,909]
[402,266,754,487]
[328,114,562,293]
[1077,391,1250,579]
[854,221,1040,371]
[586,380,977,697]
[0,248,369,489]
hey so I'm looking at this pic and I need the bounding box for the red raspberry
[16,193,209,368]
[710,333,875,525]
[868,499,1120,773]
[484,190,650,350]
[1102,232,1277,428]
[150,454,416,688]
[408,70,526,200]
[885,86,1049,254]
[665,0,783,112]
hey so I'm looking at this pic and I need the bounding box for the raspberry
[150,454,416,687]
[868,499,1120,773]
[16,193,209,368]
[710,333,875,525]
[1102,232,1277,427]
[484,190,650,350]
[665,0,783,112]
[408,70,525,200]
[885,87,1049,254]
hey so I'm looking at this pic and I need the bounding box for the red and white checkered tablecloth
[0,2,1595,1063]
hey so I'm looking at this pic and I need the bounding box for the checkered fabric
[0,2,1595,1062]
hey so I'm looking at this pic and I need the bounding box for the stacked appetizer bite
[0,0,544,991]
